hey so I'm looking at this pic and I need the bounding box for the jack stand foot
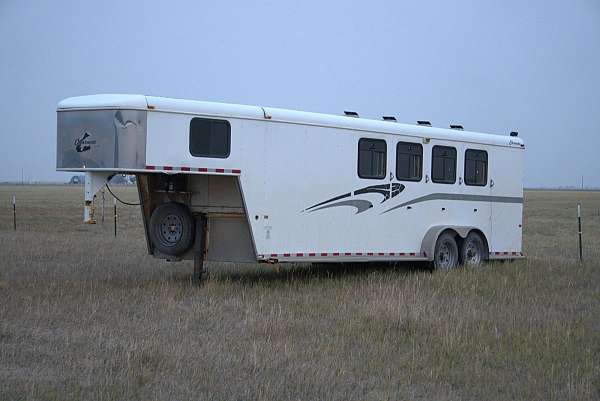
[192,260,207,285]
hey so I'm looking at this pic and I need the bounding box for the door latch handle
[490,179,494,188]
[425,174,429,183]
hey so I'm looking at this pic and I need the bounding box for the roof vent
[417,120,431,126]
[344,111,359,118]
[450,124,463,130]
[510,131,519,137]
[382,116,397,122]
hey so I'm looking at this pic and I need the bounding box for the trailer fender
[420,226,474,261]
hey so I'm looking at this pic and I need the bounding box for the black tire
[433,232,459,270]
[149,202,195,256]
[460,232,487,267]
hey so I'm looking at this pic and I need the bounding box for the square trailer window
[358,138,387,179]
[465,149,488,186]
[431,145,457,184]
[396,141,423,181]
[189,117,231,158]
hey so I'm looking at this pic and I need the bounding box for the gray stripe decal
[310,199,373,214]
[305,192,351,211]
[381,193,523,215]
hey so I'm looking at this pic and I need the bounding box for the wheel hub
[158,214,183,246]
[437,241,455,269]
[464,240,481,265]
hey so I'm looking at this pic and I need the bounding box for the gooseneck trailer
[57,94,524,275]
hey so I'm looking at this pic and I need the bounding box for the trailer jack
[84,171,112,224]
[192,214,208,285]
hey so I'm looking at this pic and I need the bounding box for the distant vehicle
[69,175,84,184]
[108,174,136,185]
[70,174,133,185]
[56,94,524,271]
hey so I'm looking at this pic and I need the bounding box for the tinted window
[431,145,456,184]
[396,142,422,181]
[464,149,488,186]
[189,118,231,158]
[358,138,386,179]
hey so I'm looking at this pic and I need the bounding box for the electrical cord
[105,183,141,206]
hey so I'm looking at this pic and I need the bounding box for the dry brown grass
[0,186,599,401]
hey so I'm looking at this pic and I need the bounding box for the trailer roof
[58,94,524,148]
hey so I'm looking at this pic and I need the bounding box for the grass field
[1,185,599,401]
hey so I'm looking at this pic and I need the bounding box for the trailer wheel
[149,202,195,256]
[433,232,459,270]
[460,232,487,266]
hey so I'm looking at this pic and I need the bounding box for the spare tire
[149,202,195,256]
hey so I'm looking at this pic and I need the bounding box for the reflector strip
[144,166,241,174]
[257,252,427,261]
[491,251,524,257]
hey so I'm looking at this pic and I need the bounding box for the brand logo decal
[509,139,523,147]
[74,132,96,153]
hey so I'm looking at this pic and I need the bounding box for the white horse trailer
[56,94,524,273]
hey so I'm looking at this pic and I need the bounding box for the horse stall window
[358,138,387,179]
[396,141,422,181]
[464,149,488,186]
[431,145,457,184]
[189,117,231,158]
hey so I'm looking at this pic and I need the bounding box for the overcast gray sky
[1,0,599,187]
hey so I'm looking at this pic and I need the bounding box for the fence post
[114,196,117,237]
[12,195,16,231]
[101,189,105,224]
[577,203,583,262]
